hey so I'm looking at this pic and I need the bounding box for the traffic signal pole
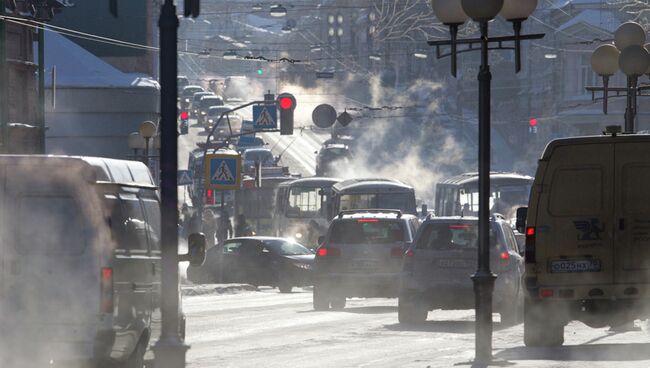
[153,1,188,367]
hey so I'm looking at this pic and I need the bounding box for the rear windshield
[416,223,497,250]
[339,192,416,214]
[330,220,406,244]
[201,98,224,108]
[264,239,313,255]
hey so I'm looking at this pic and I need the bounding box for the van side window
[549,168,602,216]
[120,196,149,251]
[501,223,518,252]
[16,195,86,255]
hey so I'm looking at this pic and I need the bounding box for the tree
[370,0,445,42]
[608,0,650,28]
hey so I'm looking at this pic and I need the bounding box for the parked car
[313,210,420,310]
[187,237,314,293]
[398,216,524,325]
[0,155,205,367]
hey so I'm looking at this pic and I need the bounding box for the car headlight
[208,119,214,124]
[294,263,312,270]
[201,111,206,115]
[184,98,190,102]
[295,232,303,239]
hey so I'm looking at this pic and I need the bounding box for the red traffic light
[529,118,538,127]
[180,111,189,120]
[279,97,294,110]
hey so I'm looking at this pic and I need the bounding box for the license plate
[549,259,601,273]
[437,259,473,268]
[351,260,377,269]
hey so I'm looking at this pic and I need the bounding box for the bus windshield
[286,187,325,218]
[339,193,414,214]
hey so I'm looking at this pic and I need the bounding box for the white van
[518,130,650,346]
[0,155,203,367]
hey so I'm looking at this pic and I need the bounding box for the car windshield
[329,220,406,244]
[202,98,224,108]
[322,147,349,158]
[264,239,312,255]
[416,223,498,250]
[183,87,203,96]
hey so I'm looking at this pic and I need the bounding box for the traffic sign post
[204,152,242,191]
[253,105,278,130]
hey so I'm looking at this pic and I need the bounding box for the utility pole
[38,27,45,153]
[152,0,186,367]
[0,6,7,153]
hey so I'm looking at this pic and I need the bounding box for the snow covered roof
[558,9,620,33]
[42,31,159,88]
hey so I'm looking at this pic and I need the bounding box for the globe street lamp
[429,0,543,363]
[589,22,650,133]
[127,131,145,159]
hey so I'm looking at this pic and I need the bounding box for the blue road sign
[252,104,277,130]
[204,153,242,190]
[177,170,193,186]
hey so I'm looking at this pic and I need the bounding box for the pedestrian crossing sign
[253,105,277,130]
[204,152,242,190]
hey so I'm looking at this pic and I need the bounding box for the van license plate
[549,259,601,273]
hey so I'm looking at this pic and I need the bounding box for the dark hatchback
[187,237,315,293]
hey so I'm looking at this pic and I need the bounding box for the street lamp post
[429,0,542,363]
[139,120,157,168]
[589,22,650,133]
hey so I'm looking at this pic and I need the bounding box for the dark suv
[398,216,524,325]
[313,210,420,310]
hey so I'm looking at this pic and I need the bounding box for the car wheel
[500,287,524,326]
[398,293,427,324]
[278,274,293,293]
[313,284,330,311]
[330,296,346,310]
[119,338,146,368]
[524,299,564,347]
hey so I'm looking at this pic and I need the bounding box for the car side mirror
[516,207,528,234]
[317,236,325,246]
[180,233,206,267]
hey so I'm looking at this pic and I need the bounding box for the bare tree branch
[607,0,650,29]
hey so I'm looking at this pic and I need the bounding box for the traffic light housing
[277,93,296,135]
[529,118,538,134]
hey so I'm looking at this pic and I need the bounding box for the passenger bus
[329,178,418,218]
[273,177,342,247]
[234,172,295,236]
[434,172,534,219]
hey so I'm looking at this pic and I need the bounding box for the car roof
[183,85,203,90]
[322,143,348,150]
[335,210,417,220]
[225,236,290,242]
[421,216,505,225]
[243,147,272,154]
[542,133,650,160]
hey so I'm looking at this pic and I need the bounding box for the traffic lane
[184,289,650,368]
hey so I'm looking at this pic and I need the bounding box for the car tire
[500,287,524,326]
[119,338,146,368]
[313,285,330,311]
[524,299,564,347]
[398,293,427,324]
[278,284,293,293]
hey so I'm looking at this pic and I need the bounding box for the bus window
[288,187,323,218]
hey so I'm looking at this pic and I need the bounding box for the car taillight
[391,247,404,257]
[499,251,510,261]
[540,288,553,298]
[100,267,114,314]
[525,226,536,264]
[206,189,215,205]
[405,249,414,257]
[316,247,340,257]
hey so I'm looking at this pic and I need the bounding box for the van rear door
[2,162,99,360]
[536,143,614,286]
[614,141,650,284]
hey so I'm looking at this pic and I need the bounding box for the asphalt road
[183,287,650,368]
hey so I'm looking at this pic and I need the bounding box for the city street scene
[1,0,650,367]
